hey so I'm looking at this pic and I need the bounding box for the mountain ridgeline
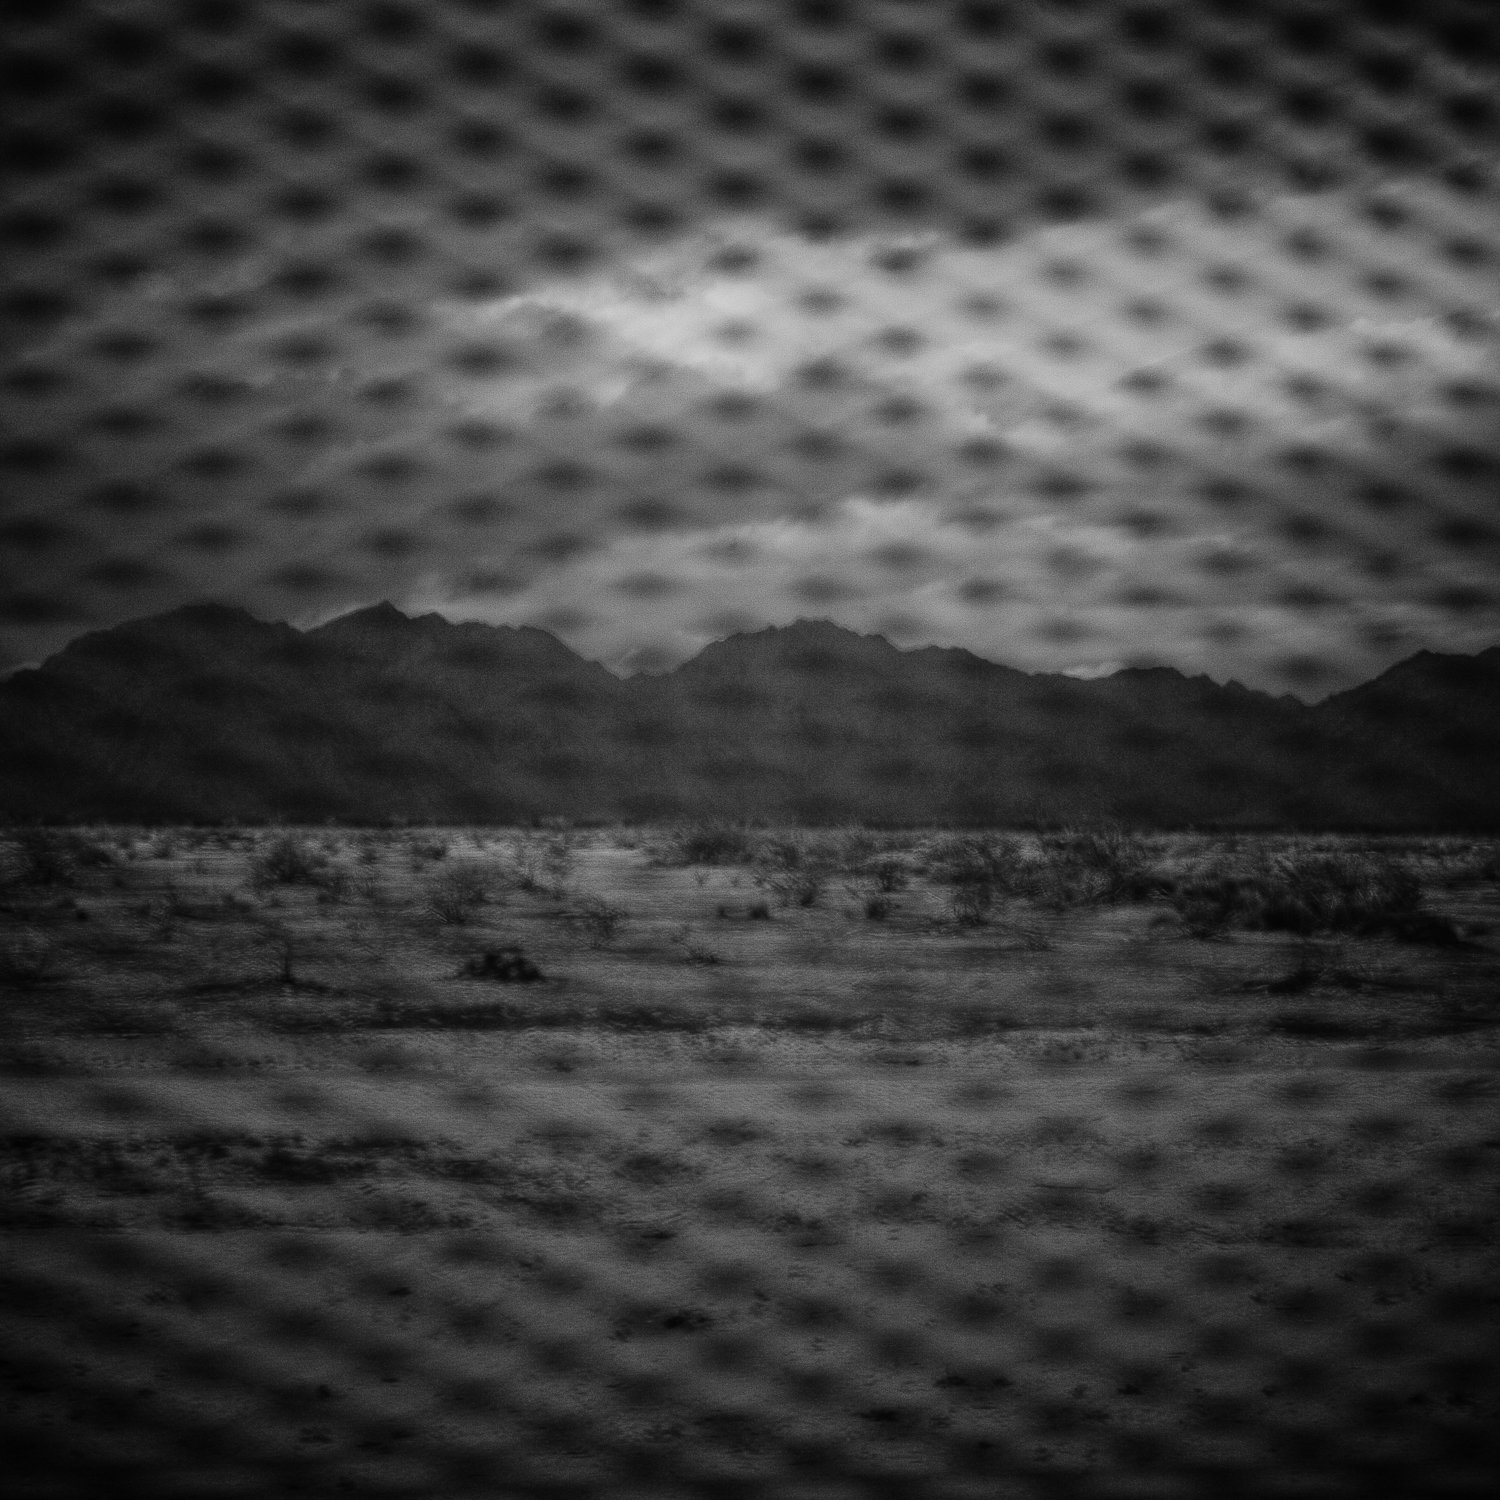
[2,605,1497,828]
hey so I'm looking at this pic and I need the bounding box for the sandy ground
[2,828,1498,1496]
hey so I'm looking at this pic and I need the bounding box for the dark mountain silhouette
[1,605,1496,827]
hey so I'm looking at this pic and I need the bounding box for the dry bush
[1165,848,1442,940]
[751,833,841,908]
[314,867,353,905]
[1442,842,1500,888]
[461,945,545,982]
[427,863,492,924]
[0,931,56,987]
[248,834,329,889]
[655,821,761,866]
[408,836,450,867]
[511,832,576,896]
[840,844,914,916]
[566,894,629,948]
[927,834,1013,926]
[866,854,913,893]
[1037,826,1162,903]
[3,829,116,889]
[926,828,1164,919]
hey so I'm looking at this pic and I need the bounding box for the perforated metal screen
[2,2,1500,1497]
[2,0,1499,683]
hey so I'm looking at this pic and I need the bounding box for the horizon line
[11,597,1498,705]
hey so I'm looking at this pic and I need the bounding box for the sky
[2,0,1498,695]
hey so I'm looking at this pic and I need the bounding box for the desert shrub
[748,900,772,920]
[927,828,1165,915]
[1260,851,1421,935]
[5,829,115,888]
[949,880,994,927]
[249,834,328,888]
[462,945,544,982]
[449,859,496,903]
[664,923,723,964]
[928,834,1013,925]
[751,833,840,908]
[1026,827,1162,907]
[841,848,914,915]
[0,932,56,987]
[835,829,884,869]
[512,832,575,896]
[1443,843,1500,888]
[409,836,450,865]
[1167,873,1247,938]
[1167,849,1433,939]
[1268,1010,1371,1040]
[253,921,304,985]
[925,833,1007,882]
[866,854,912,893]
[157,882,233,922]
[313,867,353,905]
[258,1139,375,1184]
[10,831,76,887]
[428,885,473,925]
[545,832,577,890]
[664,821,760,866]
[565,893,628,948]
[428,863,492,924]
[67,832,116,869]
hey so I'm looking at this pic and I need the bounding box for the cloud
[3,185,1497,685]
[406,492,1492,693]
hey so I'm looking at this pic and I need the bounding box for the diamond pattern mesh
[2,2,1499,1496]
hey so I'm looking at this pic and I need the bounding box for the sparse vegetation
[929,834,1011,925]
[751,833,839,908]
[1164,848,1445,941]
[0,930,56,987]
[565,893,629,948]
[511,831,576,896]
[248,833,329,889]
[1039,825,1160,904]
[668,924,723,965]
[2,829,114,889]
[427,861,494,924]
[1,823,1496,1494]
[657,821,761,866]
[408,836,450,865]
[461,945,545,983]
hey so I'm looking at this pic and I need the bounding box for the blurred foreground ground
[2,827,1498,1497]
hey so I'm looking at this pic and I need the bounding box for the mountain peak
[6,603,1499,827]
[151,601,272,634]
[678,618,904,671]
[317,602,413,632]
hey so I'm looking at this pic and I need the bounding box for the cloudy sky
[2,0,1498,693]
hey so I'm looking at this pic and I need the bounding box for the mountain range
[1,604,1496,828]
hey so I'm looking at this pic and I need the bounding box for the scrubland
[2,823,1498,1495]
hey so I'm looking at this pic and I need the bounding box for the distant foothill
[0,603,1496,829]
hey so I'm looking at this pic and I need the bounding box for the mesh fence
[2,0,1498,683]
[2,1,1500,1496]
